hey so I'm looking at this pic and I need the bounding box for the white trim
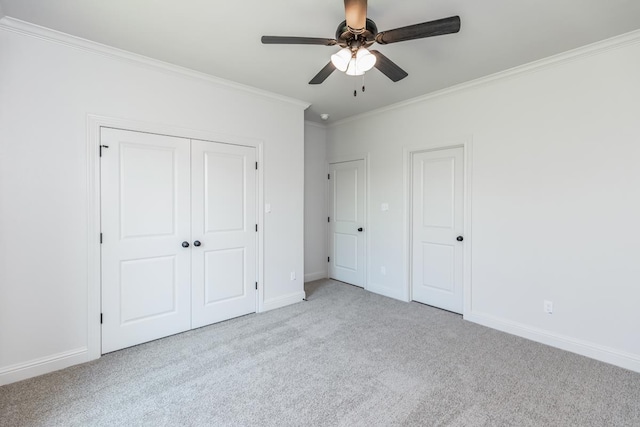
[462,139,474,316]
[304,120,328,129]
[403,136,473,313]
[304,271,327,282]
[256,141,266,314]
[263,291,306,312]
[87,114,266,359]
[327,155,369,291]
[330,29,640,128]
[466,312,640,374]
[0,348,88,386]
[86,117,102,361]
[0,17,310,110]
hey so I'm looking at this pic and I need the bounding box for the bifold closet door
[101,128,192,354]
[190,140,257,328]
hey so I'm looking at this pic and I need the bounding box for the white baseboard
[0,347,89,386]
[263,291,306,312]
[304,271,327,282]
[465,312,640,373]
[366,282,407,302]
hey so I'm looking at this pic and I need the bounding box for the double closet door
[100,128,257,353]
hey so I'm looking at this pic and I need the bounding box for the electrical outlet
[381,203,389,212]
[544,300,553,314]
[290,271,296,281]
[380,266,386,275]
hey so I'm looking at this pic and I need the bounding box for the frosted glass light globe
[330,48,352,72]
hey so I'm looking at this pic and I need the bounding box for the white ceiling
[2,0,640,123]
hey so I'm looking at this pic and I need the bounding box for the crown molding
[0,16,311,110]
[330,28,640,128]
[304,120,328,130]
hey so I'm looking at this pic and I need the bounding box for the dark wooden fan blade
[309,62,336,85]
[344,0,367,34]
[375,16,460,45]
[261,36,337,46]
[370,50,408,82]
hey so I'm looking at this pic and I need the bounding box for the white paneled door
[100,128,192,353]
[411,147,464,314]
[191,140,257,328]
[101,128,257,353]
[328,160,365,287]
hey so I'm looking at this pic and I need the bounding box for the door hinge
[100,233,103,244]
[255,224,258,232]
[99,145,109,157]
[255,282,258,290]
[328,216,330,223]
[328,173,330,180]
[255,162,258,170]
[328,257,330,262]
[100,313,103,324]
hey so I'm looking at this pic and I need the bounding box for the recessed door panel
[101,128,191,354]
[412,147,464,313]
[205,248,245,304]
[421,158,455,229]
[120,256,176,323]
[191,140,257,328]
[205,152,245,233]
[335,169,358,222]
[328,160,365,287]
[120,144,176,239]
[335,233,358,271]
[421,243,455,293]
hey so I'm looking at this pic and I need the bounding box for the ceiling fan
[261,0,461,85]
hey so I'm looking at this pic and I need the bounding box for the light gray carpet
[1,279,639,426]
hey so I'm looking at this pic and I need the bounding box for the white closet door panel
[101,128,191,353]
[411,147,464,314]
[328,160,366,287]
[191,140,257,328]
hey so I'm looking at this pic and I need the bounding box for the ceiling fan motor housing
[335,18,378,48]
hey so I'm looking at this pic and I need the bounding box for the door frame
[403,136,473,317]
[87,114,264,360]
[326,154,369,290]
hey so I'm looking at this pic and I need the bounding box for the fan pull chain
[352,75,368,97]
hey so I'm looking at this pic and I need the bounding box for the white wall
[303,122,328,282]
[327,33,640,372]
[0,18,307,384]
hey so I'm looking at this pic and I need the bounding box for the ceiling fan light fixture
[330,48,352,72]
[355,47,376,72]
[344,47,375,76]
[345,58,365,76]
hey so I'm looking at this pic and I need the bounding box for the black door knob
[357,228,364,232]
[182,241,190,248]
[456,236,464,242]
[193,240,201,247]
